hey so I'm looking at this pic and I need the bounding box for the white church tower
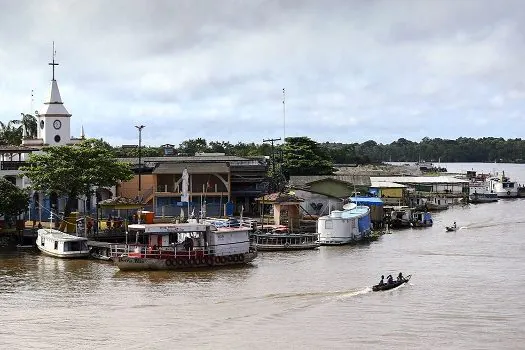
[37,43,72,146]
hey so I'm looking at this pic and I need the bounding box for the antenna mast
[282,88,286,142]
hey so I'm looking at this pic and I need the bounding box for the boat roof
[371,176,469,184]
[341,206,369,219]
[350,196,384,206]
[128,222,251,234]
[128,223,210,233]
[37,229,88,242]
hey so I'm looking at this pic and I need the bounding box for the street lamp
[135,125,145,198]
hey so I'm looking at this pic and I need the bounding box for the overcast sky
[1,0,524,146]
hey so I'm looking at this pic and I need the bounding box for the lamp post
[135,125,145,199]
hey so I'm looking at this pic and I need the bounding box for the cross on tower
[48,41,58,81]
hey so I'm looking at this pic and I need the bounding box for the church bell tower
[37,42,72,146]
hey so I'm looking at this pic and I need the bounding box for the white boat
[112,223,257,271]
[488,172,518,198]
[317,203,372,245]
[36,228,90,258]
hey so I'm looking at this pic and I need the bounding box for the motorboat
[372,275,411,291]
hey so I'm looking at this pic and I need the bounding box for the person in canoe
[378,275,385,286]
[397,272,404,282]
[386,274,394,284]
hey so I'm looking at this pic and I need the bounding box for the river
[1,163,525,349]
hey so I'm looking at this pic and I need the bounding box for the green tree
[178,138,209,155]
[0,178,29,224]
[0,120,22,145]
[21,138,134,228]
[21,113,38,139]
[282,136,334,177]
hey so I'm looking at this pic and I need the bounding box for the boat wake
[265,286,373,302]
[454,219,525,231]
[334,287,372,300]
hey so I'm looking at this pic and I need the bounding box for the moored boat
[488,172,518,198]
[252,225,319,251]
[411,211,433,227]
[112,223,257,271]
[36,228,90,258]
[372,275,411,291]
[469,192,499,203]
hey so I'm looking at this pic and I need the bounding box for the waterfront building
[370,176,469,208]
[117,154,268,218]
[369,181,407,205]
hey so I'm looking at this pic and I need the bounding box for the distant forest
[113,137,525,164]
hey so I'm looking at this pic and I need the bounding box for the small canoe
[445,226,457,232]
[372,275,411,291]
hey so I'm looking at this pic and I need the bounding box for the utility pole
[263,137,281,191]
[135,125,145,198]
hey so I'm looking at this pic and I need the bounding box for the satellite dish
[343,203,357,210]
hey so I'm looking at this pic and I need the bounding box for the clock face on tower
[53,119,62,130]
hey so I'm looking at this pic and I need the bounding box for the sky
[1,0,525,147]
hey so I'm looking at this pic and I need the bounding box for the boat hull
[318,238,353,246]
[36,245,90,258]
[114,252,257,271]
[256,243,320,251]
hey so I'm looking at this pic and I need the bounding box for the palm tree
[20,113,38,139]
[0,120,22,146]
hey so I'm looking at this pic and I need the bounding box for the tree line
[114,137,525,164]
[3,115,525,163]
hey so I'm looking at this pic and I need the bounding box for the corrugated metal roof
[119,155,261,164]
[153,162,230,174]
[370,176,469,184]
[370,181,407,188]
[289,175,371,187]
[0,145,38,152]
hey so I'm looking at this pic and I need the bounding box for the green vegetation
[0,178,29,223]
[5,112,525,164]
[20,138,134,226]
[0,114,38,145]
[282,137,334,176]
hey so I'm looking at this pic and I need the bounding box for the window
[325,220,333,229]
[54,241,58,250]
[54,135,61,143]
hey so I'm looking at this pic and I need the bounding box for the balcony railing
[0,161,27,170]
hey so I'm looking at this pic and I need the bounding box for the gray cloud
[1,0,525,146]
